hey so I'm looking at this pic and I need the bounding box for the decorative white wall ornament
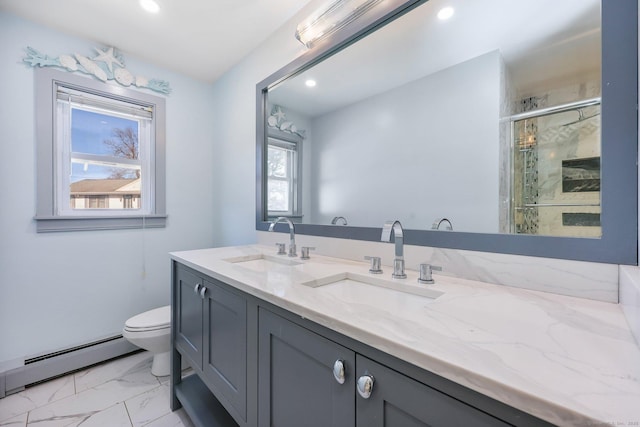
[268,106,306,138]
[23,46,172,95]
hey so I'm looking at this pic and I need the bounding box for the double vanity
[169,244,640,427]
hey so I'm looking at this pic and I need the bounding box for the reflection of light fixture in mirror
[305,79,317,87]
[139,0,160,14]
[295,0,384,49]
[437,6,455,20]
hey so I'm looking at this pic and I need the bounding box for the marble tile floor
[0,351,194,427]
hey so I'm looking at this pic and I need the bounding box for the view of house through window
[56,90,152,216]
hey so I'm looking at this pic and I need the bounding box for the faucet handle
[288,243,297,258]
[300,247,316,260]
[364,256,383,274]
[392,258,407,279]
[275,243,286,255]
[418,263,442,284]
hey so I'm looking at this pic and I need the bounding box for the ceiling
[0,0,313,82]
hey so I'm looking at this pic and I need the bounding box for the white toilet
[123,305,172,377]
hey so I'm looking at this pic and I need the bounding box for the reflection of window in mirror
[267,136,301,218]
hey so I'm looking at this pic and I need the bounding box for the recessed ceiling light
[140,0,160,14]
[305,79,317,88]
[437,6,454,20]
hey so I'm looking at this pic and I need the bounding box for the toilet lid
[125,305,170,331]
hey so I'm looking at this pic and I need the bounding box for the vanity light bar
[295,0,384,49]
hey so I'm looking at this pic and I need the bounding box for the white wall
[0,13,216,366]
[308,51,501,232]
[210,2,323,246]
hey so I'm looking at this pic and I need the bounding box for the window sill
[34,215,167,233]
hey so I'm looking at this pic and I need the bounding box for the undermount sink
[301,272,443,305]
[223,253,303,272]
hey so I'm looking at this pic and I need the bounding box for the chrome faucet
[269,217,297,257]
[381,220,406,279]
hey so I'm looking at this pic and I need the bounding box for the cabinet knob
[193,283,201,294]
[199,286,207,299]
[357,374,375,399]
[333,359,346,384]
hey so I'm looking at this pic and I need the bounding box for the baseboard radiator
[1,335,138,398]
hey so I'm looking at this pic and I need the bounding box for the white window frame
[35,67,167,232]
[56,90,153,217]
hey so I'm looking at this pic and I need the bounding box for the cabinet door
[356,355,510,427]
[202,279,248,421]
[175,267,204,368]
[258,309,355,427]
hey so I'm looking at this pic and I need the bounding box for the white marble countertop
[170,245,640,427]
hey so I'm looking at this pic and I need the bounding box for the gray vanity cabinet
[201,280,247,419]
[172,261,550,427]
[258,308,356,427]
[175,266,204,367]
[173,264,249,426]
[257,308,510,427]
[355,355,510,427]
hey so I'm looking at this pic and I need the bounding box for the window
[86,195,108,209]
[57,87,151,216]
[35,68,166,232]
[122,195,136,209]
[267,135,301,216]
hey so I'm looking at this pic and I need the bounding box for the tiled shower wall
[508,78,602,237]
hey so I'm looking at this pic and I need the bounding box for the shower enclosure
[510,98,601,237]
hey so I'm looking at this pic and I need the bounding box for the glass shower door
[512,101,601,237]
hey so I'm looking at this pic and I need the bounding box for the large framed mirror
[256,0,638,264]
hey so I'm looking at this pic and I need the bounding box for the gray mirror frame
[257,0,638,265]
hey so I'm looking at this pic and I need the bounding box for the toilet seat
[124,305,170,332]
